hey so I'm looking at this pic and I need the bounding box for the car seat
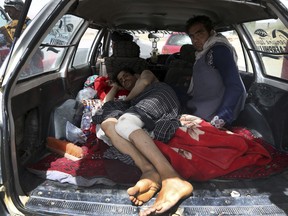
[164,44,196,91]
[104,41,148,79]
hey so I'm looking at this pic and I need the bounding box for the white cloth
[195,31,238,62]
[115,113,144,141]
[96,124,113,146]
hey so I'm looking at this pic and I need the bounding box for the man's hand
[210,115,226,129]
[103,82,123,103]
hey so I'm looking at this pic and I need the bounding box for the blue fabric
[186,42,246,127]
[186,46,225,121]
[209,45,246,124]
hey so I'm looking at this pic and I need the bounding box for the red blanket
[94,76,129,101]
[154,115,271,181]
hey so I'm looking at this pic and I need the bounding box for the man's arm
[125,70,158,101]
[210,45,246,127]
[103,84,120,103]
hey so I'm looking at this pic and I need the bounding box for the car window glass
[73,28,99,66]
[167,34,191,46]
[19,14,84,80]
[127,30,252,74]
[222,30,253,73]
[128,32,191,58]
[109,32,153,59]
[0,8,9,27]
[280,0,288,8]
[119,29,254,75]
[244,18,288,80]
[0,7,11,67]
[161,33,192,54]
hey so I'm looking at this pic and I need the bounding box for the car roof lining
[72,0,277,32]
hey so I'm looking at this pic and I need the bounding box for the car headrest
[180,44,196,63]
[113,41,140,57]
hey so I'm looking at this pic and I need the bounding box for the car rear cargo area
[23,169,288,215]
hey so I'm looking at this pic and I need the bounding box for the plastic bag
[66,121,87,144]
[76,87,97,102]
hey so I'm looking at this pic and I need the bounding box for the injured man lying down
[28,68,284,216]
[93,67,193,216]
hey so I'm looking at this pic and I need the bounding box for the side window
[0,7,11,67]
[73,28,99,66]
[244,19,288,80]
[222,30,253,73]
[19,15,84,80]
[0,7,9,27]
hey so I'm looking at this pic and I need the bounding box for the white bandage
[115,113,144,141]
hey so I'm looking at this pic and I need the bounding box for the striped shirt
[93,82,181,143]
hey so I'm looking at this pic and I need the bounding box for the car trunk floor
[22,128,288,215]
[24,170,288,216]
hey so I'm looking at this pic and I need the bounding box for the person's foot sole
[127,169,161,206]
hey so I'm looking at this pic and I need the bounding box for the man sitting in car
[185,15,247,128]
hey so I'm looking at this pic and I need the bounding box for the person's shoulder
[141,69,154,76]
[140,69,159,82]
[211,43,231,52]
[209,44,234,58]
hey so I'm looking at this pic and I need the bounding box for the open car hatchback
[0,0,288,215]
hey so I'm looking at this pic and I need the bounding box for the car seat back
[104,41,148,79]
[164,44,196,91]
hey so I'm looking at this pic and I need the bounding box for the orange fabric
[46,137,84,159]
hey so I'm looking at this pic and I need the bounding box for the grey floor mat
[24,170,288,215]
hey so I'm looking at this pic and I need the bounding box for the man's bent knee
[101,117,117,131]
[115,113,144,141]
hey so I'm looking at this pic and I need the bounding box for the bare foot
[139,177,193,216]
[127,169,161,206]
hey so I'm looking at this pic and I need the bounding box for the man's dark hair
[185,15,214,34]
[113,67,136,86]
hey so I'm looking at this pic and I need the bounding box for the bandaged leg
[115,113,144,141]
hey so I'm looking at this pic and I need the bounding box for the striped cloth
[93,82,181,143]
[103,146,135,165]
